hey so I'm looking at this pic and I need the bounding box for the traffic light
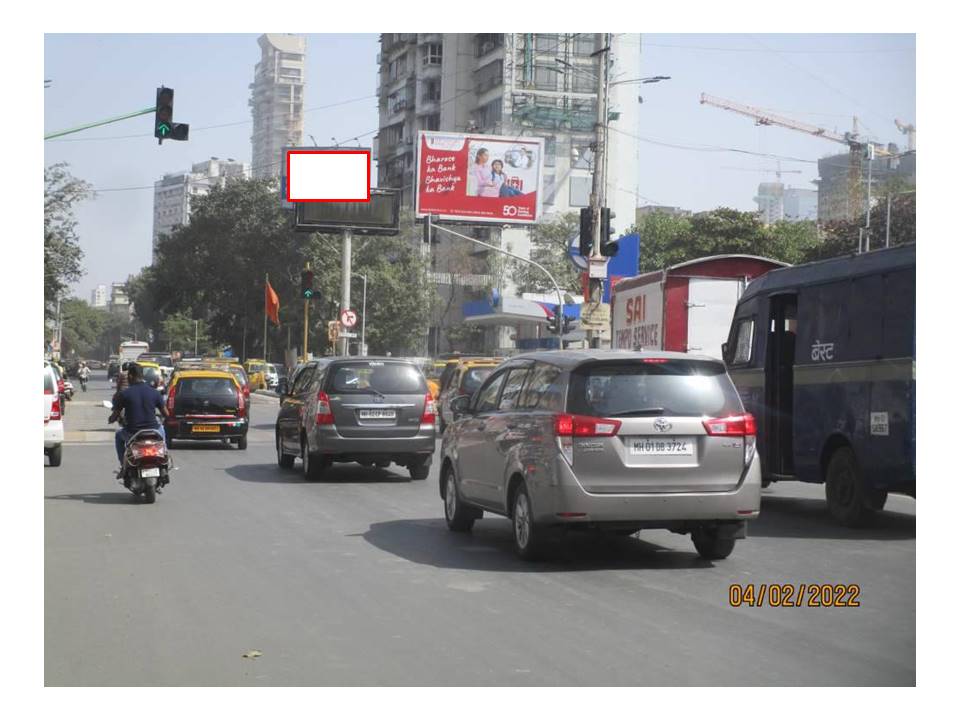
[599,208,619,257]
[301,270,315,299]
[579,207,594,257]
[154,86,189,144]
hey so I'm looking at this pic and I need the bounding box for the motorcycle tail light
[131,442,165,459]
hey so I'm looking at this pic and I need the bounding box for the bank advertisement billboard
[414,131,544,224]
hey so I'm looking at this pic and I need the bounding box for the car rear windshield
[328,362,427,395]
[460,367,494,395]
[177,378,237,397]
[568,360,743,418]
[141,354,172,366]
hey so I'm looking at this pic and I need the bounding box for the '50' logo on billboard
[502,205,519,217]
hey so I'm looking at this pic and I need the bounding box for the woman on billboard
[468,148,500,197]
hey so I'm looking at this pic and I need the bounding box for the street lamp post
[194,320,198,356]
[353,273,367,356]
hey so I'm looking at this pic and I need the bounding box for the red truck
[610,255,788,359]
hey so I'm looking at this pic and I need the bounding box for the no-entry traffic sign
[340,309,358,328]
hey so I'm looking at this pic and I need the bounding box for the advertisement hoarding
[611,281,663,351]
[415,131,544,225]
[294,189,400,235]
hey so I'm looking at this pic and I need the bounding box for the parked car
[439,350,761,560]
[244,359,268,391]
[265,363,280,390]
[275,357,437,480]
[437,358,502,433]
[138,352,174,380]
[163,370,248,449]
[49,362,68,417]
[44,362,64,466]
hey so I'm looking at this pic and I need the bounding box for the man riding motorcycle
[77,361,90,392]
[110,362,169,472]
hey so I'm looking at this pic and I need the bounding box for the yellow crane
[700,93,888,221]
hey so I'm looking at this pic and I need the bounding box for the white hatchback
[44,362,64,466]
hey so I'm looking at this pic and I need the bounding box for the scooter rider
[110,362,169,469]
[78,361,90,391]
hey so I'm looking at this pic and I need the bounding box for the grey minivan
[439,350,761,560]
[275,357,436,480]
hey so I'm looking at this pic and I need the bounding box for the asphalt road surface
[45,372,916,686]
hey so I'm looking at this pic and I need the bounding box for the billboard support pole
[302,262,310,363]
[587,34,611,349]
[431,223,565,339]
[340,229,352,356]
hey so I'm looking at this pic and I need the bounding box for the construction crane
[721,162,803,182]
[894,118,916,151]
[701,93,888,221]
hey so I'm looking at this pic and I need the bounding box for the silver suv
[276,358,436,480]
[439,350,761,560]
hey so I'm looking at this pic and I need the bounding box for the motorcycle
[79,375,88,392]
[103,402,171,504]
[63,381,75,401]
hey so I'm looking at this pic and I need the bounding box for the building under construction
[816,147,916,223]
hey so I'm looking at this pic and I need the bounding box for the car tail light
[421,394,437,424]
[166,383,177,414]
[49,395,62,421]
[57,379,65,393]
[703,413,757,465]
[554,413,621,465]
[702,414,756,437]
[315,391,335,425]
[554,414,621,437]
[237,388,246,418]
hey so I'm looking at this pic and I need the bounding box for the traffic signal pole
[44,106,154,140]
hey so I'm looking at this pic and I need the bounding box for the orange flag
[265,279,280,325]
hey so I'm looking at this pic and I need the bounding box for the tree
[130,179,433,361]
[808,183,915,261]
[160,312,209,354]
[45,164,92,318]
[509,212,581,295]
[59,298,107,358]
[632,207,821,272]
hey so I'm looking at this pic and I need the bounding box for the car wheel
[237,435,248,450]
[691,527,736,560]
[48,445,62,467]
[276,431,295,469]
[302,437,328,481]
[825,446,883,527]
[443,465,476,532]
[408,458,430,481]
[512,481,548,560]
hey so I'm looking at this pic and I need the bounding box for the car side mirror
[721,342,729,362]
[451,394,473,420]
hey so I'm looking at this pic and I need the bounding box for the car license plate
[630,437,694,456]
[192,424,220,433]
[140,467,161,478]
[358,409,396,419]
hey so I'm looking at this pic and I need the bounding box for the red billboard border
[285,149,371,203]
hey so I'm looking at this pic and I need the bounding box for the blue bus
[723,244,915,525]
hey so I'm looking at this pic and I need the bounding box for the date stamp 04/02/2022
[729,584,861,608]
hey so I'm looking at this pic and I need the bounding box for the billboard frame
[293,188,401,236]
[414,130,545,226]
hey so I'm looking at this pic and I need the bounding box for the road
[45,372,916,686]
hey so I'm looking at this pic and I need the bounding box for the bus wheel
[825,447,881,527]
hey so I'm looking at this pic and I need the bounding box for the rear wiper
[366,387,388,399]
[608,407,666,417]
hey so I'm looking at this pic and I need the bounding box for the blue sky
[43,33,915,299]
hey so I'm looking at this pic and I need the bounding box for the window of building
[534,64,557,91]
[572,34,599,56]
[280,52,302,62]
[543,174,556,204]
[475,60,503,93]
[571,69,595,93]
[423,114,440,131]
[423,43,442,66]
[475,34,503,58]
[473,98,502,129]
[535,34,559,53]
[279,68,301,80]
[569,175,591,207]
[422,78,441,102]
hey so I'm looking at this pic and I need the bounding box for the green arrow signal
[157,122,171,136]
[304,289,314,298]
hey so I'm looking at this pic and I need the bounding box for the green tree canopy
[45,164,92,317]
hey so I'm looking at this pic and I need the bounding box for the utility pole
[587,34,611,348]
[194,320,198,356]
[302,261,310,362]
[340,229,352,356]
[864,144,875,253]
[263,272,269,363]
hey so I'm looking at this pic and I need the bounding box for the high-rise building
[755,182,784,224]
[249,34,305,179]
[152,157,249,260]
[108,282,131,319]
[783,188,818,222]
[90,284,108,308]
[374,33,642,353]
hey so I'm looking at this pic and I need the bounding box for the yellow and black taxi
[163,369,248,450]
